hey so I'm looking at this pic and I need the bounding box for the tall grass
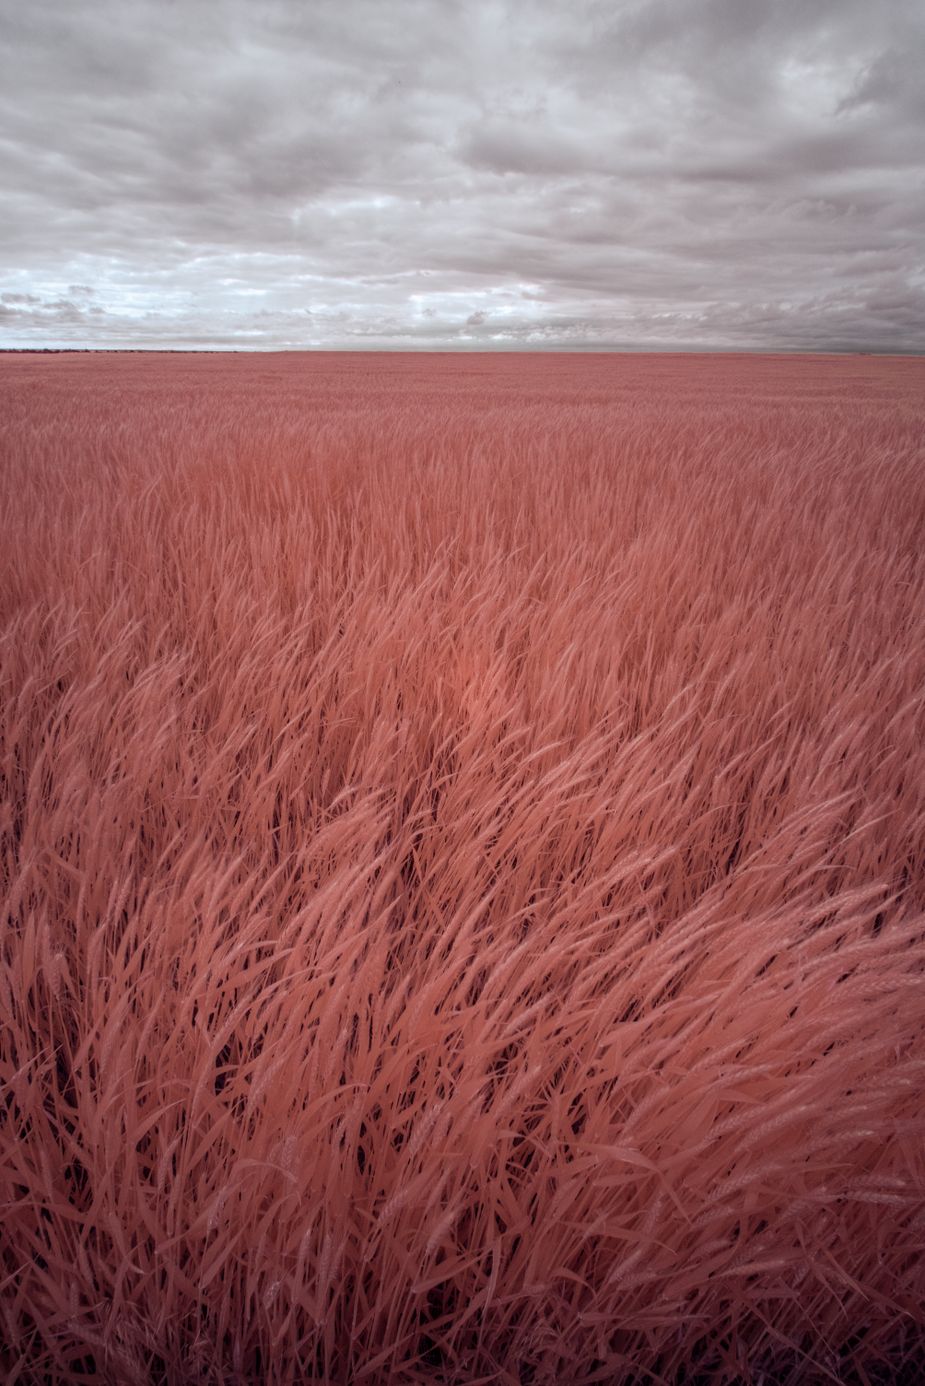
[2,351,924,1383]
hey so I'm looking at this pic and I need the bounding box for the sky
[1,0,923,352]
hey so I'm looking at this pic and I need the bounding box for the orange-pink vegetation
[1,351,924,1383]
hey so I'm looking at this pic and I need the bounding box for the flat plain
[2,351,924,1383]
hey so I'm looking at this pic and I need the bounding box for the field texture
[2,351,924,1384]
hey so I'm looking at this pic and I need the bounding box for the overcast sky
[1,0,923,351]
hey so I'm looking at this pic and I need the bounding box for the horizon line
[2,345,923,358]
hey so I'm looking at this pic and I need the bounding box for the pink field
[2,351,924,1383]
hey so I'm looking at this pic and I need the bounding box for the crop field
[1,350,924,1383]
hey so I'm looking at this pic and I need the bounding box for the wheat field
[2,350,924,1383]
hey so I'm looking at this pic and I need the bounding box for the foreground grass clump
[1,351,924,1383]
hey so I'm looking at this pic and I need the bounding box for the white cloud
[1,0,922,351]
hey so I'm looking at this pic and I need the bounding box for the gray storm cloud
[1,0,922,351]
